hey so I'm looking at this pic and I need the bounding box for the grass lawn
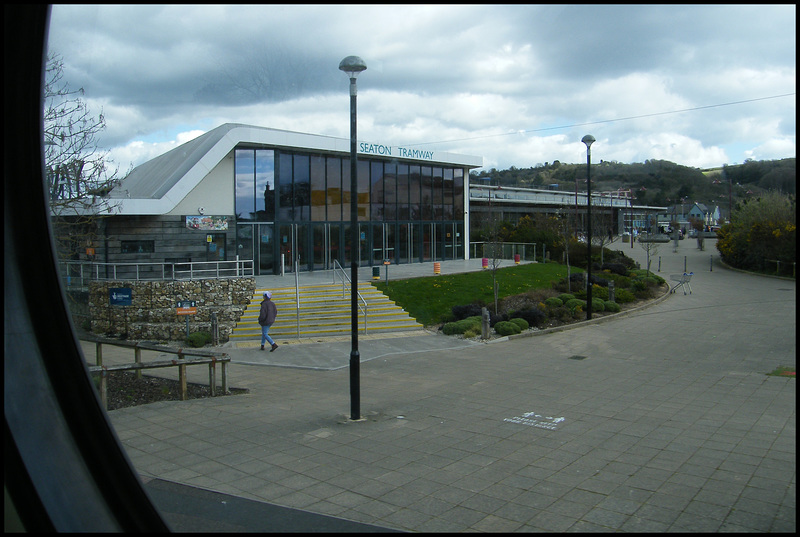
[373,262,576,326]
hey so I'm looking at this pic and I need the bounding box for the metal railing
[59,259,255,287]
[332,259,368,334]
[469,242,540,262]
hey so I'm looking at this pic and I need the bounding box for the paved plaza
[84,239,796,532]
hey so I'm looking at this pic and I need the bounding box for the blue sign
[109,287,132,306]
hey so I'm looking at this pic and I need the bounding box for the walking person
[258,291,278,351]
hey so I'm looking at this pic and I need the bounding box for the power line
[407,93,796,147]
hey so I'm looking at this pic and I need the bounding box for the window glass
[384,161,397,220]
[120,240,154,254]
[310,155,325,221]
[293,154,310,221]
[409,165,421,220]
[443,168,454,220]
[433,167,443,220]
[421,166,432,220]
[370,161,384,221]
[326,157,342,222]
[276,152,293,220]
[397,164,409,220]
[255,150,275,221]
[234,149,255,221]
[454,168,464,219]
[357,160,369,221]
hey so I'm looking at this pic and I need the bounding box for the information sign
[109,288,132,306]
[176,300,197,315]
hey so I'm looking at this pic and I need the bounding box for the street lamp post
[339,55,367,421]
[582,135,595,320]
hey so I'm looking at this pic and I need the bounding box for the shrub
[614,288,636,303]
[564,298,585,312]
[601,263,628,276]
[558,293,575,303]
[509,317,529,331]
[515,307,547,327]
[186,330,212,348]
[442,316,481,335]
[494,321,522,336]
[604,301,621,313]
[544,297,563,308]
[451,303,484,321]
[591,298,605,312]
[591,285,609,300]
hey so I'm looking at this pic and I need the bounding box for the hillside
[470,158,795,215]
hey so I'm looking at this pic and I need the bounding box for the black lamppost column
[582,135,595,320]
[339,56,367,421]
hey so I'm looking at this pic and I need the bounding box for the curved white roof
[108,123,483,215]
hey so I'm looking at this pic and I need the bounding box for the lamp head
[339,56,367,79]
[581,134,596,148]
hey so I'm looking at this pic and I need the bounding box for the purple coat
[258,298,277,326]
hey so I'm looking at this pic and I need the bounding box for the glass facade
[235,147,467,274]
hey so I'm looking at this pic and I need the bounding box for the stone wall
[88,278,256,342]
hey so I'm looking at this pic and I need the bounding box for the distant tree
[44,53,122,261]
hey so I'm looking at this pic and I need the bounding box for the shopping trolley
[669,272,693,294]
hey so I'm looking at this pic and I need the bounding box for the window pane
[310,155,325,221]
[443,168,453,220]
[433,167,443,220]
[370,161,384,221]
[294,154,310,221]
[409,165,421,221]
[384,162,397,221]
[397,164,409,220]
[357,160,369,221]
[454,168,464,219]
[277,153,293,221]
[255,150,275,221]
[326,157,342,222]
[421,166,432,220]
[235,149,255,221]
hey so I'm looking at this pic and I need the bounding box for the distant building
[77,123,483,275]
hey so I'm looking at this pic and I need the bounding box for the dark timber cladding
[89,123,483,276]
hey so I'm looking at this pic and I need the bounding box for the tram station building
[94,123,483,275]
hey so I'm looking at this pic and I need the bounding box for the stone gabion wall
[88,278,256,342]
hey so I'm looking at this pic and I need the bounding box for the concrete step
[230,282,423,339]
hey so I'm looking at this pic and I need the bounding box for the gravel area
[103,371,248,411]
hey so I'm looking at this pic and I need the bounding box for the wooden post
[221,361,228,394]
[99,369,108,410]
[134,346,142,379]
[95,341,102,367]
[178,350,187,401]
[209,361,216,396]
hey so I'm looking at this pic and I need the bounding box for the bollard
[608,280,615,302]
[514,254,520,264]
[482,258,488,269]
[434,262,441,275]
[372,266,380,280]
[481,307,490,339]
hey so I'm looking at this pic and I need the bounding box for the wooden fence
[84,336,230,410]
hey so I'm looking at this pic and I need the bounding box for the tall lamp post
[581,135,595,320]
[339,55,367,421]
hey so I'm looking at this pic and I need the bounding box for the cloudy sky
[47,4,795,174]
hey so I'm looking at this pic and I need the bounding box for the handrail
[332,259,368,334]
[59,259,255,287]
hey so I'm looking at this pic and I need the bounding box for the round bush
[614,289,635,303]
[558,293,575,303]
[564,298,585,312]
[494,321,522,336]
[442,317,481,335]
[591,298,605,312]
[509,317,529,331]
[515,307,547,327]
[544,297,563,308]
[186,331,212,348]
[604,301,621,313]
